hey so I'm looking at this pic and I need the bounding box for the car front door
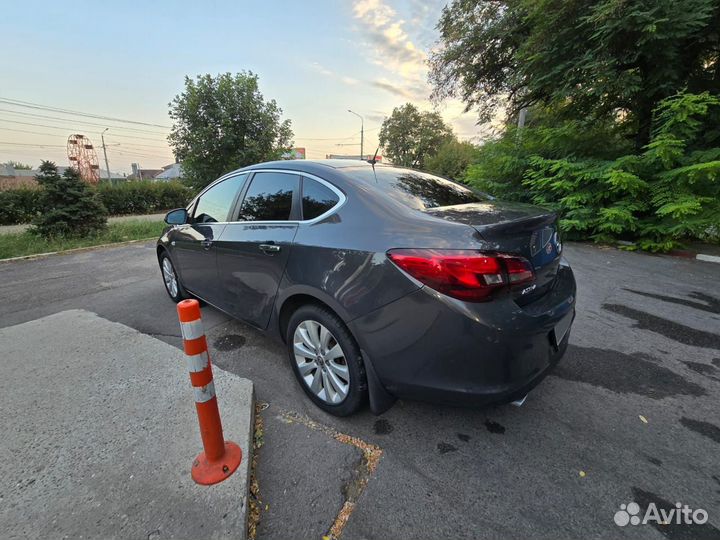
[214,171,300,328]
[172,173,247,301]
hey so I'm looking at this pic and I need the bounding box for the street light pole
[101,128,111,182]
[348,109,364,160]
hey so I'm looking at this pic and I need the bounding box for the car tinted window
[193,174,246,223]
[239,172,298,221]
[349,167,486,210]
[302,178,340,220]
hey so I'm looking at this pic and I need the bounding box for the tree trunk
[634,99,654,152]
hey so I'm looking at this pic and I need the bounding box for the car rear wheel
[159,252,188,302]
[286,304,366,416]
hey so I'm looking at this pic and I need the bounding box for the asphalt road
[1,241,719,539]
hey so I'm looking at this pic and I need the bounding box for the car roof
[230,158,385,175]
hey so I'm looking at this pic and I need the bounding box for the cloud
[371,80,414,99]
[308,62,358,87]
[352,0,428,89]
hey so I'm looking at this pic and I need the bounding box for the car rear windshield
[348,167,487,210]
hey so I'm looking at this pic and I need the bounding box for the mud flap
[361,348,397,415]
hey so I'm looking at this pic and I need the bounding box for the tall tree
[379,104,453,168]
[168,72,294,188]
[430,0,720,149]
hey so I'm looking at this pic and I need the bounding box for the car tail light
[387,249,534,302]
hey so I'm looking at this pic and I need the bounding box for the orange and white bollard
[177,299,242,485]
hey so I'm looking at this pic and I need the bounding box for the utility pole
[101,128,111,182]
[517,107,527,129]
[348,109,364,159]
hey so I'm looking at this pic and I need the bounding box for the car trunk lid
[423,201,562,304]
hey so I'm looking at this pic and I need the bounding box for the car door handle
[201,239,213,250]
[259,243,281,254]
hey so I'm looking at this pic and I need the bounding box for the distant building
[325,154,383,162]
[154,162,184,181]
[128,163,163,181]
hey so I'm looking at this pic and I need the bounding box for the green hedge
[0,180,194,225]
[97,181,193,215]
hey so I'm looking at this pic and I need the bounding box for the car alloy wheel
[293,320,350,404]
[162,257,179,298]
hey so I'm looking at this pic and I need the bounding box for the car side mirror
[165,208,188,225]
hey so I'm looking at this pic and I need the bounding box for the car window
[302,177,340,220]
[349,167,487,210]
[238,172,299,221]
[193,174,246,223]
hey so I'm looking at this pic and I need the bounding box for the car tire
[286,304,367,416]
[159,251,189,303]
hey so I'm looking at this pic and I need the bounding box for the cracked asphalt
[1,241,719,539]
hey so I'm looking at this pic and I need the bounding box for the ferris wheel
[67,134,100,184]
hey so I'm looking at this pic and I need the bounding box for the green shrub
[32,162,107,238]
[0,187,41,225]
[0,179,194,225]
[97,180,193,215]
[521,92,720,251]
[466,92,720,251]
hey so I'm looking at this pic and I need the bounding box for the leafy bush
[32,162,107,238]
[97,180,193,215]
[473,92,720,251]
[0,187,41,225]
[425,139,479,181]
[0,180,193,225]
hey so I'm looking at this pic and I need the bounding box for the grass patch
[0,220,166,259]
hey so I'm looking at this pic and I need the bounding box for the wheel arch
[277,292,347,344]
[275,289,397,415]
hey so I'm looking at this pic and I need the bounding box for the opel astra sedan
[157,159,576,416]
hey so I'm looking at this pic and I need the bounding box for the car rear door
[214,171,300,328]
[172,173,247,301]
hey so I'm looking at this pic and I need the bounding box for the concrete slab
[0,309,254,540]
[255,408,361,539]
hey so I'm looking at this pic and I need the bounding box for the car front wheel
[286,304,367,416]
[159,252,188,302]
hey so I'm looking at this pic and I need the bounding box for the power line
[0,97,172,129]
[0,119,169,144]
[0,108,169,135]
[0,141,65,147]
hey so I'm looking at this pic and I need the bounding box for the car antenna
[367,146,380,182]
[367,146,380,166]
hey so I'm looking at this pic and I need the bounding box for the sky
[0,0,493,174]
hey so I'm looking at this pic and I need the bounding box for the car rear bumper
[348,261,576,407]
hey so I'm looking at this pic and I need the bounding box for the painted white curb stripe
[187,351,209,373]
[193,381,216,403]
[180,319,204,341]
[697,254,720,264]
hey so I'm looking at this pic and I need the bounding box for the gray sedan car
[158,159,576,416]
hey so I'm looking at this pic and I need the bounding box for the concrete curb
[0,237,157,263]
[696,253,720,264]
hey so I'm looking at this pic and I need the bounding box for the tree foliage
[168,72,294,189]
[468,92,720,251]
[32,161,107,238]
[379,103,453,168]
[425,138,479,180]
[4,161,32,170]
[430,0,720,148]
